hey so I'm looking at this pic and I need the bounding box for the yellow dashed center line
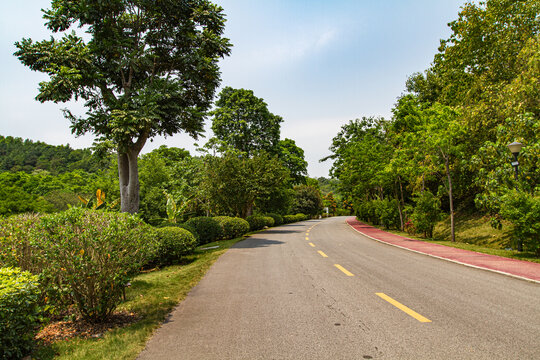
[305,237,309,241]
[334,264,354,276]
[375,293,431,323]
[309,242,316,247]
[317,250,328,258]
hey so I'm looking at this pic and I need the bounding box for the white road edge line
[346,220,540,285]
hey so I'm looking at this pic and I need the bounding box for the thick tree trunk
[444,157,455,242]
[118,133,149,214]
[118,149,141,214]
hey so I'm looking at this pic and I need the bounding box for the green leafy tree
[15,0,231,213]
[211,87,283,157]
[292,185,323,216]
[202,151,290,218]
[277,138,308,185]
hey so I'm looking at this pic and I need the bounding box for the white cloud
[240,27,339,69]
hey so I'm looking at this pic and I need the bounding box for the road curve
[138,216,540,360]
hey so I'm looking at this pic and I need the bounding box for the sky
[0,0,467,178]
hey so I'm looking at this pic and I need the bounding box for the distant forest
[0,135,109,174]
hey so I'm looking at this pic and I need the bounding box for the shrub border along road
[34,236,245,360]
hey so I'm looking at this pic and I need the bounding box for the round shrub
[155,227,197,265]
[265,213,283,226]
[283,215,295,223]
[294,213,308,221]
[184,217,223,245]
[0,267,41,360]
[158,222,200,243]
[214,216,250,240]
[34,208,158,322]
[262,216,275,228]
[247,215,269,231]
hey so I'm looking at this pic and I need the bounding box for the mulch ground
[35,311,140,345]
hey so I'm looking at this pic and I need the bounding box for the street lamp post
[507,141,523,251]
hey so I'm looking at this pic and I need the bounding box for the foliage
[410,191,442,238]
[0,135,109,174]
[213,216,250,240]
[211,87,283,157]
[499,190,540,254]
[15,0,232,213]
[246,215,274,231]
[202,151,290,218]
[78,189,119,211]
[154,227,197,266]
[33,208,158,322]
[265,213,284,226]
[277,139,308,184]
[184,217,223,245]
[283,213,309,223]
[292,185,323,216]
[0,267,41,360]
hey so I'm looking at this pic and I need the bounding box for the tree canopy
[211,87,283,157]
[15,0,232,213]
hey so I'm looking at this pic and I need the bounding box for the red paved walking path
[346,217,540,283]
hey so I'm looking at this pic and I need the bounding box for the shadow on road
[234,238,284,249]
[263,229,300,235]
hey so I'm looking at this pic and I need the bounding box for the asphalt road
[138,216,540,360]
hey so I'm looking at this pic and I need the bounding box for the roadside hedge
[184,217,223,245]
[283,213,308,223]
[34,208,158,322]
[214,216,250,240]
[0,267,41,360]
[265,213,283,226]
[155,227,197,265]
[247,215,274,231]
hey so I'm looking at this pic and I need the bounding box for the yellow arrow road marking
[375,293,431,323]
[334,264,354,276]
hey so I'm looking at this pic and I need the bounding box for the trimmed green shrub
[283,213,308,223]
[283,215,295,223]
[214,216,249,240]
[184,217,223,245]
[155,227,197,265]
[247,215,274,231]
[0,267,41,360]
[34,208,158,322]
[158,222,200,243]
[294,213,308,221]
[265,213,283,226]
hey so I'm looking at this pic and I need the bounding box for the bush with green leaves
[377,198,400,229]
[500,190,540,255]
[214,216,250,240]
[265,213,283,226]
[184,217,223,245]
[283,213,308,223]
[0,267,41,360]
[0,213,43,273]
[34,208,158,322]
[246,215,275,231]
[410,191,441,238]
[155,227,197,265]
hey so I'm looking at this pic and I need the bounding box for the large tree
[210,87,283,157]
[15,0,231,213]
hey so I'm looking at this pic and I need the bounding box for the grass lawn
[378,213,540,264]
[34,236,245,359]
